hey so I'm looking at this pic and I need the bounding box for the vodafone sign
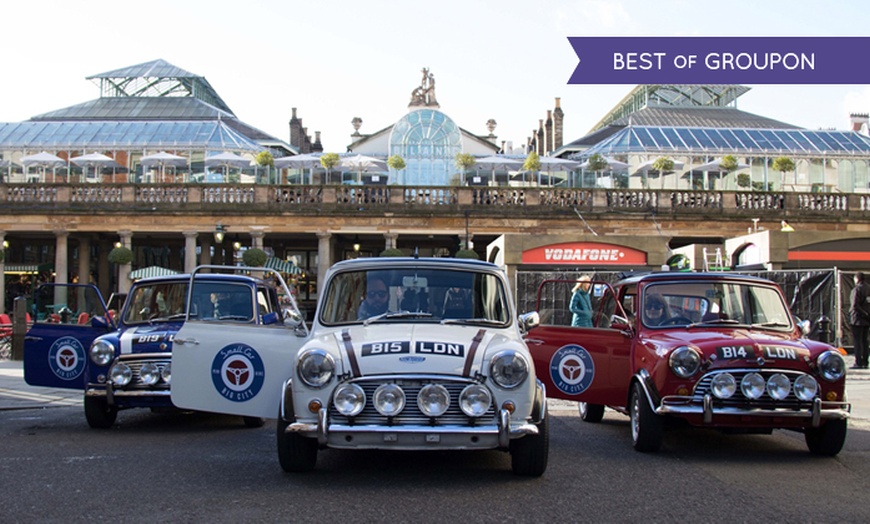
[522,242,647,266]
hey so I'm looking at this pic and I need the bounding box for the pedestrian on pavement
[569,275,593,327]
[849,271,870,369]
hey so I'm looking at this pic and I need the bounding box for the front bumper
[286,407,539,450]
[659,394,851,427]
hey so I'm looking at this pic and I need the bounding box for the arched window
[389,109,462,186]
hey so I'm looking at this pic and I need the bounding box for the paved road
[1,387,870,522]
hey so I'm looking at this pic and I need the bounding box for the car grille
[329,377,497,426]
[116,355,171,390]
[692,369,812,409]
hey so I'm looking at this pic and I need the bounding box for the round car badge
[549,344,595,396]
[48,336,86,381]
[210,343,265,402]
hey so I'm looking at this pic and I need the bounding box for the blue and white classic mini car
[25,267,303,429]
[171,258,548,476]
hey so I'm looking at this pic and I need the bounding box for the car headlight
[817,350,846,382]
[161,363,171,384]
[373,383,405,416]
[333,383,366,416]
[459,384,492,417]
[89,340,116,366]
[417,384,450,417]
[711,373,737,399]
[766,373,791,400]
[489,350,529,389]
[139,362,160,386]
[793,374,818,402]
[669,346,701,378]
[297,349,335,389]
[110,362,132,386]
[741,372,766,399]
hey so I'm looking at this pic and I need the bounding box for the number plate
[716,345,755,359]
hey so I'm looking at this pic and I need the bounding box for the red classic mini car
[522,272,850,454]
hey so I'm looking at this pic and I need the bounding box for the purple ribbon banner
[567,37,870,84]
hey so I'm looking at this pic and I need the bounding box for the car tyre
[578,402,605,423]
[805,419,847,456]
[84,396,118,429]
[242,416,266,428]
[509,413,549,476]
[629,382,662,452]
[276,407,318,472]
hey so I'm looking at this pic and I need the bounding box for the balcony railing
[1,183,868,219]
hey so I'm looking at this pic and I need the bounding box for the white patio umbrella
[71,152,123,182]
[634,158,686,190]
[21,151,65,182]
[340,154,388,184]
[141,152,187,183]
[205,152,251,183]
[694,157,749,172]
[578,156,629,172]
[274,153,324,184]
[535,156,581,187]
[473,155,523,185]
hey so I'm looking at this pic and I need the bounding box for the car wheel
[509,412,549,476]
[629,382,662,452]
[242,416,266,428]
[578,402,605,423]
[805,419,847,456]
[84,396,118,429]
[276,407,318,472]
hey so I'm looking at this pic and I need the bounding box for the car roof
[134,273,265,285]
[329,257,499,272]
[614,271,778,287]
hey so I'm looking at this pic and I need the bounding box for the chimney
[553,97,564,150]
[289,108,302,150]
[312,131,323,152]
[851,113,869,133]
[537,120,545,155]
[544,110,553,154]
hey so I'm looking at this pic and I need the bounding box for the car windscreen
[641,281,792,329]
[319,267,510,326]
[124,282,188,324]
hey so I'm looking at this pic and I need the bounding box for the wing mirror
[519,311,540,332]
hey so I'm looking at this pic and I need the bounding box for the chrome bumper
[286,407,538,450]
[659,394,851,428]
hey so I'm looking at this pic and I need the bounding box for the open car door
[24,283,112,390]
[171,267,309,419]
[524,279,632,406]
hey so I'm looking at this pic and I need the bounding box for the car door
[171,271,309,419]
[24,283,112,390]
[171,320,306,419]
[524,279,632,406]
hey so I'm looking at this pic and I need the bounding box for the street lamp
[214,223,226,244]
[353,235,361,252]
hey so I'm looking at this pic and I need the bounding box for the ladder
[703,247,724,272]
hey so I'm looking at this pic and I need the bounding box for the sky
[2,0,869,153]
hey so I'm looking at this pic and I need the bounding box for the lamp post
[213,223,226,244]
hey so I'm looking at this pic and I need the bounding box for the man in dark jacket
[849,272,870,369]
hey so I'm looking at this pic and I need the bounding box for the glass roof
[0,121,263,152]
[573,126,870,159]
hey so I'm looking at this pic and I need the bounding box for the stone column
[0,230,5,315]
[53,229,69,308]
[250,230,265,250]
[317,231,332,294]
[118,230,133,294]
[384,232,398,251]
[183,231,198,273]
[200,237,212,267]
[98,239,110,299]
[78,236,91,284]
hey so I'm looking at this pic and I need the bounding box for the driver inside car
[643,294,668,326]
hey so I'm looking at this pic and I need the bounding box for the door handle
[525,338,545,345]
[174,338,199,345]
[25,336,42,341]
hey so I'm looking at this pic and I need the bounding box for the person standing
[570,276,593,327]
[850,272,870,369]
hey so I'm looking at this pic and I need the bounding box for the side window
[191,282,254,322]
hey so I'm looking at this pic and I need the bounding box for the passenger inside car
[643,294,668,326]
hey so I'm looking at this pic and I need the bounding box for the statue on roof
[409,67,439,109]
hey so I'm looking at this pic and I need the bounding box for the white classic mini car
[170,258,548,476]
